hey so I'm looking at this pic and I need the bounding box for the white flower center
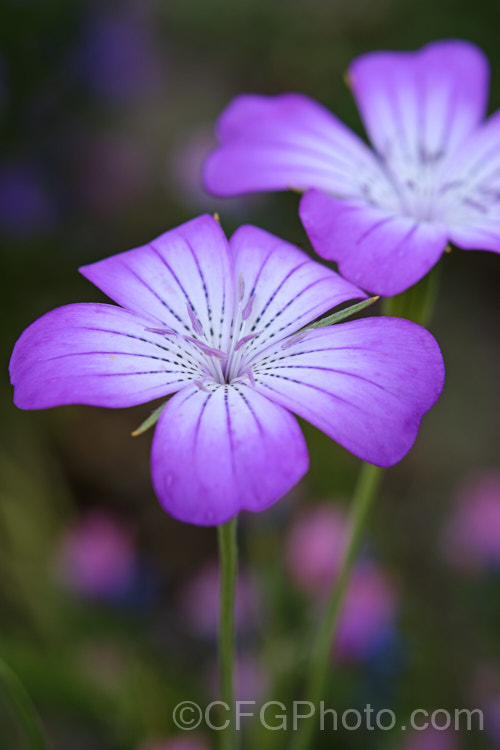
[354,141,500,226]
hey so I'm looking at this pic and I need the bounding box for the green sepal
[306,295,380,330]
[131,402,167,437]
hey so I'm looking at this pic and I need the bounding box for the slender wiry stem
[0,658,49,750]
[290,463,383,750]
[291,463,383,750]
[290,265,441,750]
[218,516,238,750]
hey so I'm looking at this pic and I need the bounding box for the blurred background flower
[444,472,500,573]
[334,561,398,663]
[285,504,350,594]
[0,162,56,238]
[55,510,136,602]
[179,561,262,640]
[402,726,459,750]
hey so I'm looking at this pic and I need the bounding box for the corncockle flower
[180,561,261,638]
[10,215,444,525]
[167,126,253,214]
[207,655,269,704]
[285,505,350,594]
[56,511,136,601]
[78,5,165,104]
[443,472,500,572]
[204,40,500,295]
[285,509,397,662]
[334,562,397,662]
[0,163,56,238]
[402,727,457,750]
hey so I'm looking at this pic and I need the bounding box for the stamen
[281,330,308,350]
[144,327,178,336]
[463,197,488,213]
[186,304,203,335]
[234,333,258,351]
[185,336,228,360]
[193,379,211,392]
[242,293,256,321]
[245,368,255,386]
[238,274,245,301]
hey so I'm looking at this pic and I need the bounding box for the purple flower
[9,215,444,525]
[206,654,270,705]
[285,504,350,594]
[0,163,56,238]
[78,4,165,104]
[180,561,261,638]
[167,125,261,215]
[204,40,500,295]
[285,506,398,662]
[55,511,136,601]
[402,727,458,750]
[443,472,500,572]
[334,562,397,662]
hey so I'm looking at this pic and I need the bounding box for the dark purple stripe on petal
[119,260,188,330]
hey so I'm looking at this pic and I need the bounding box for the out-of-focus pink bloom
[167,126,259,214]
[0,164,56,237]
[484,694,500,746]
[56,511,135,600]
[402,726,459,750]
[285,505,350,594]
[139,737,209,750]
[207,654,269,705]
[444,472,500,572]
[286,506,397,661]
[79,4,166,104]
[335,562,398,662]
[180,562,261,639]
[168,127,219,209]
[234,655,269,703]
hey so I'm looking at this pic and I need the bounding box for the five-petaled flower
[204,40,500,296]
[10,215,444,525]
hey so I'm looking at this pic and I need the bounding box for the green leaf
[306,296,380,330]
[0,658,49,750]
[131,402,167,437]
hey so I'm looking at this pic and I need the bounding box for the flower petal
[151,383,309,525]
[229,224,367,357]
[10,303,202,409]
[80,215,235,350]
[440,110,500,253]
[349,40,489,163]
[203,93,384,198]
[252,317,444,467]
[300,189,448,296]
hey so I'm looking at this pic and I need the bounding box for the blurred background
[1,0,500,748]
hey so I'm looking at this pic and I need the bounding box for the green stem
[290,463,383,750]
[0,657,49,750]
[381,264,441,326]
[290,264,441,750]
[218,517,238,750]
